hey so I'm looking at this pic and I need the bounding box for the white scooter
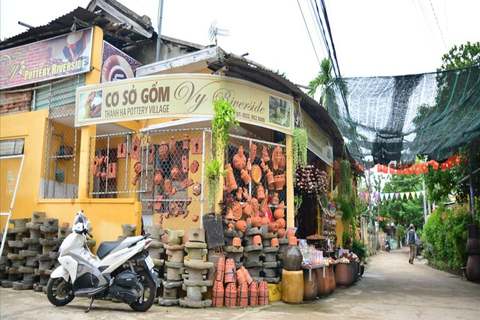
[46,210,159,312]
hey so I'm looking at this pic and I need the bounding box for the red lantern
[377,164,382,173]
[414,164,421,175]
[408,167,414,175]
[447,157,453,168]
[383,166,388,174]
[441,162,447,170]
[389,167,395,174]
[403,169,409,175]
[396,169,402,175]
[454,155,460,166]
[421,163,428,173]
[428,160,439,170]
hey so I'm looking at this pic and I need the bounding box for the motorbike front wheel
[130,270,156,312]
[46,277,75,306]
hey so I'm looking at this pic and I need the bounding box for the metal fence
[42,105,79,199]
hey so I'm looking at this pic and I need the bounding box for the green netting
[326,66,480,167]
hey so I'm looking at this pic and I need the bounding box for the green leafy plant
[204,99,239,211]
[340,159,352,200]
[352,239,367,263]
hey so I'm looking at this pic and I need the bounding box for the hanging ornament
[414,164,421,175]
[454,155,460,166]
[441,162,447,170]
[377,164,383,173]
[408,167,414,175]
[382,166,388,174]
[421,163,428,173]
[447,157,454,167]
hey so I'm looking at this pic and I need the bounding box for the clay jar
[256,185,265,201]
[282,237,302,271]
[235,220,247,233]
[266,170,275,190]
[274,174,286,191]
[271,238,279,247]
[253,235,262,245]
[233,146,247,170]
[158,141,169,161]
[240,169,251,184]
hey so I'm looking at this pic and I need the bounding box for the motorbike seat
[97,240,124,259]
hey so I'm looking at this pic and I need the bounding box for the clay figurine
[154,169,163,185]
[250,143,257,160]
[272,146,286,171]
[233,146,247,170]
[225,164,238,192]
[158,141,169,161]
[190,160,199,173]
[169,136,176,155]
[182,155,189,173]
[148,144,155,164]
[256,185,265,201]
[266,170,275,190]
[182,134,190,151]
[164,179,172,194]
[274,173,286,191]
[251,198,259,217]
[193,182,202,196]
[131,162,142,186]
[261,145,270,163]
[240,169,251,184]
[171,166,181,180]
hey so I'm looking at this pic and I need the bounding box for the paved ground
[1,248,479,320]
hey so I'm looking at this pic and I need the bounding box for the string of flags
[360,190,425,202]
[354,154,467,174]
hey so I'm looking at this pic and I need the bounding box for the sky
[1,0,480,88]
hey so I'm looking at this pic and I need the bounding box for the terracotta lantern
[266,170,275,190]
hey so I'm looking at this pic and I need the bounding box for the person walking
[406,224,417,264]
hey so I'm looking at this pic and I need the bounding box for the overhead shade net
[326,66,480,167]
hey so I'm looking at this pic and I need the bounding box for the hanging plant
[340,159,352,200]
[293,127,308,184]
[204,99,239,211]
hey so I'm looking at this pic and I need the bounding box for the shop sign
[0,28,93,89]
[101,42,142,83]
[300,108,333,166]
[75,74,294,134]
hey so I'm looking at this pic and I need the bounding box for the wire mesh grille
[42,105,79,199]
[0,155,24,214]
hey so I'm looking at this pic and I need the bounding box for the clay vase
[158,141,169,161]
[335,263,352,288]
[315,267,328,297]
[233,146,247,170]
[274,174,286,191]
[256,185,265,201]
[266,170,275,190]
[303,268,318,301]
[225,164,238,192]
[282,237,302,271]
[154,169,163,185]
[465,255,480,283]
[235,220,247,233]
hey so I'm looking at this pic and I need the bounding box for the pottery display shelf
[223,222,244,269]
[144,225,165,273]
[158,229,185,306]
[260,225,281,283]
[179,228,213,308]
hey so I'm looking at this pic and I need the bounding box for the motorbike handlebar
[86,230,93,238]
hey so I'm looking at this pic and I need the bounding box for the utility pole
[156,0,164,62]
[422,178,427,224]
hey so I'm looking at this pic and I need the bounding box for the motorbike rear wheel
[46,277,75,306]
[130,270,156,312]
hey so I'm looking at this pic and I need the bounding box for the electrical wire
[428,0,448,51]
[296,0,323,69]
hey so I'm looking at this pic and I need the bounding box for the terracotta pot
[465,254,480,283]
[268,222,279,233]
[224,259,236,283]
[158,141,169,161]
[258,280,269,306]
[286,230,295,239]
[315,267,328,297]
[237,282,249,307]
[212,280,224,307]
[232,236,242,247]
[236,268,246,286]
[261,216,269,225]
[335,263,352,288]
[271,238,279,247]
[253,235,262,245]
[328,265,337,292]
[235,220,247,233]
[216,256,226,282]
[256,185,265,201]
[274,174,286,191]
[303,268,317,301]
[266,171,275,190]
[277,228,285,238]
[233,146,247,170]
[224,283,237,307]
[249,281,259,306]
